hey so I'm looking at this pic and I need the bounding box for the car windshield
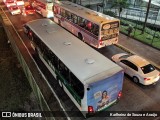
[141,64,155,74]
[119,54,130,59]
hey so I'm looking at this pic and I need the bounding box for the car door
[119,60,138,77]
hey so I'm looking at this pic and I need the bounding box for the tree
[111,0,129,18]
[142,0,151,34]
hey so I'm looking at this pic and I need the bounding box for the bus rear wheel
[58,20,61,26]
[78,33,83,41]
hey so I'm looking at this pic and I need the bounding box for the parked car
[24,5,35,15]
[16,0,24,6]
[8,5,21,15]
[112,53,160,85]
[5,0,16,7]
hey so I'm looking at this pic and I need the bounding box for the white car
[8,5,21,15]
[112,53,160,85]
[5,0,16,7]
[16,0,24,6]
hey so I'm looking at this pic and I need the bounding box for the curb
[115,44,160,71]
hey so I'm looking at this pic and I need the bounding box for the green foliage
[120,25,128,34]
[155,32,160,38]
[120,19,136,27]
[120,20,160,49]
[85,4,91,8]
[110,0,129,17]
[103,10,116,17]
[136,25,143,30]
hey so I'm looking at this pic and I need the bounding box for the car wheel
[133,76,139,83]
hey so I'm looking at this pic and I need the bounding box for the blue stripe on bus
[56,16,99,40]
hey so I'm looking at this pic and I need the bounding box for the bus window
[45,49,52,60]
[92,24,99,36]
[70,72,84,99]
[65,10,71,20]
[85,20,93,32]
[60,8,65,17]
[71,14,77,24]
[78,17,85,27]
[50,53,58,69]
[38,40,45,53]
[32,34,39,46]
[59,60,69,81]
[57,7,60,14]
[53,6,58,14]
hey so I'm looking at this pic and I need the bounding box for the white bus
[31,0,53,18]
[53,1,120,48]
[23,19,124,117]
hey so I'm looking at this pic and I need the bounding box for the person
[127,24,133,37]
[97,90,109,110]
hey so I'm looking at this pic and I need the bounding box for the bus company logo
[2,112,11,117]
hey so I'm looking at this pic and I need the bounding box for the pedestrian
[127,24,133,37]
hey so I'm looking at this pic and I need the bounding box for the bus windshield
[101,22,119,40]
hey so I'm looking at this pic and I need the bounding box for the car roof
[127,55,150,67]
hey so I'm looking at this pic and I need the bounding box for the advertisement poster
[87,72,123,111]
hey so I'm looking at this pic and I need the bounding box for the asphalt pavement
[117,33,160,70]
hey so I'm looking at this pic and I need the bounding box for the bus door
[61,10,72,32]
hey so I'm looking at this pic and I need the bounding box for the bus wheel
[78,33,83,41]
[133,76,139,84]
[58,20,61,26]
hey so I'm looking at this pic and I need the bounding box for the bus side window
[59,60,69,82]
[93,24,99,36]
[70,72,84,99]
[34,34,41,46]
[24,25,30,33]
[78,17,85,27]
[45,48,52,60]
[85,21,93,32]
[53,6,57,14]
[50,53,58,69]
[72,14,77,24]
[60,8,65,17]
[38,40,44,53]
[65,10,71,20]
